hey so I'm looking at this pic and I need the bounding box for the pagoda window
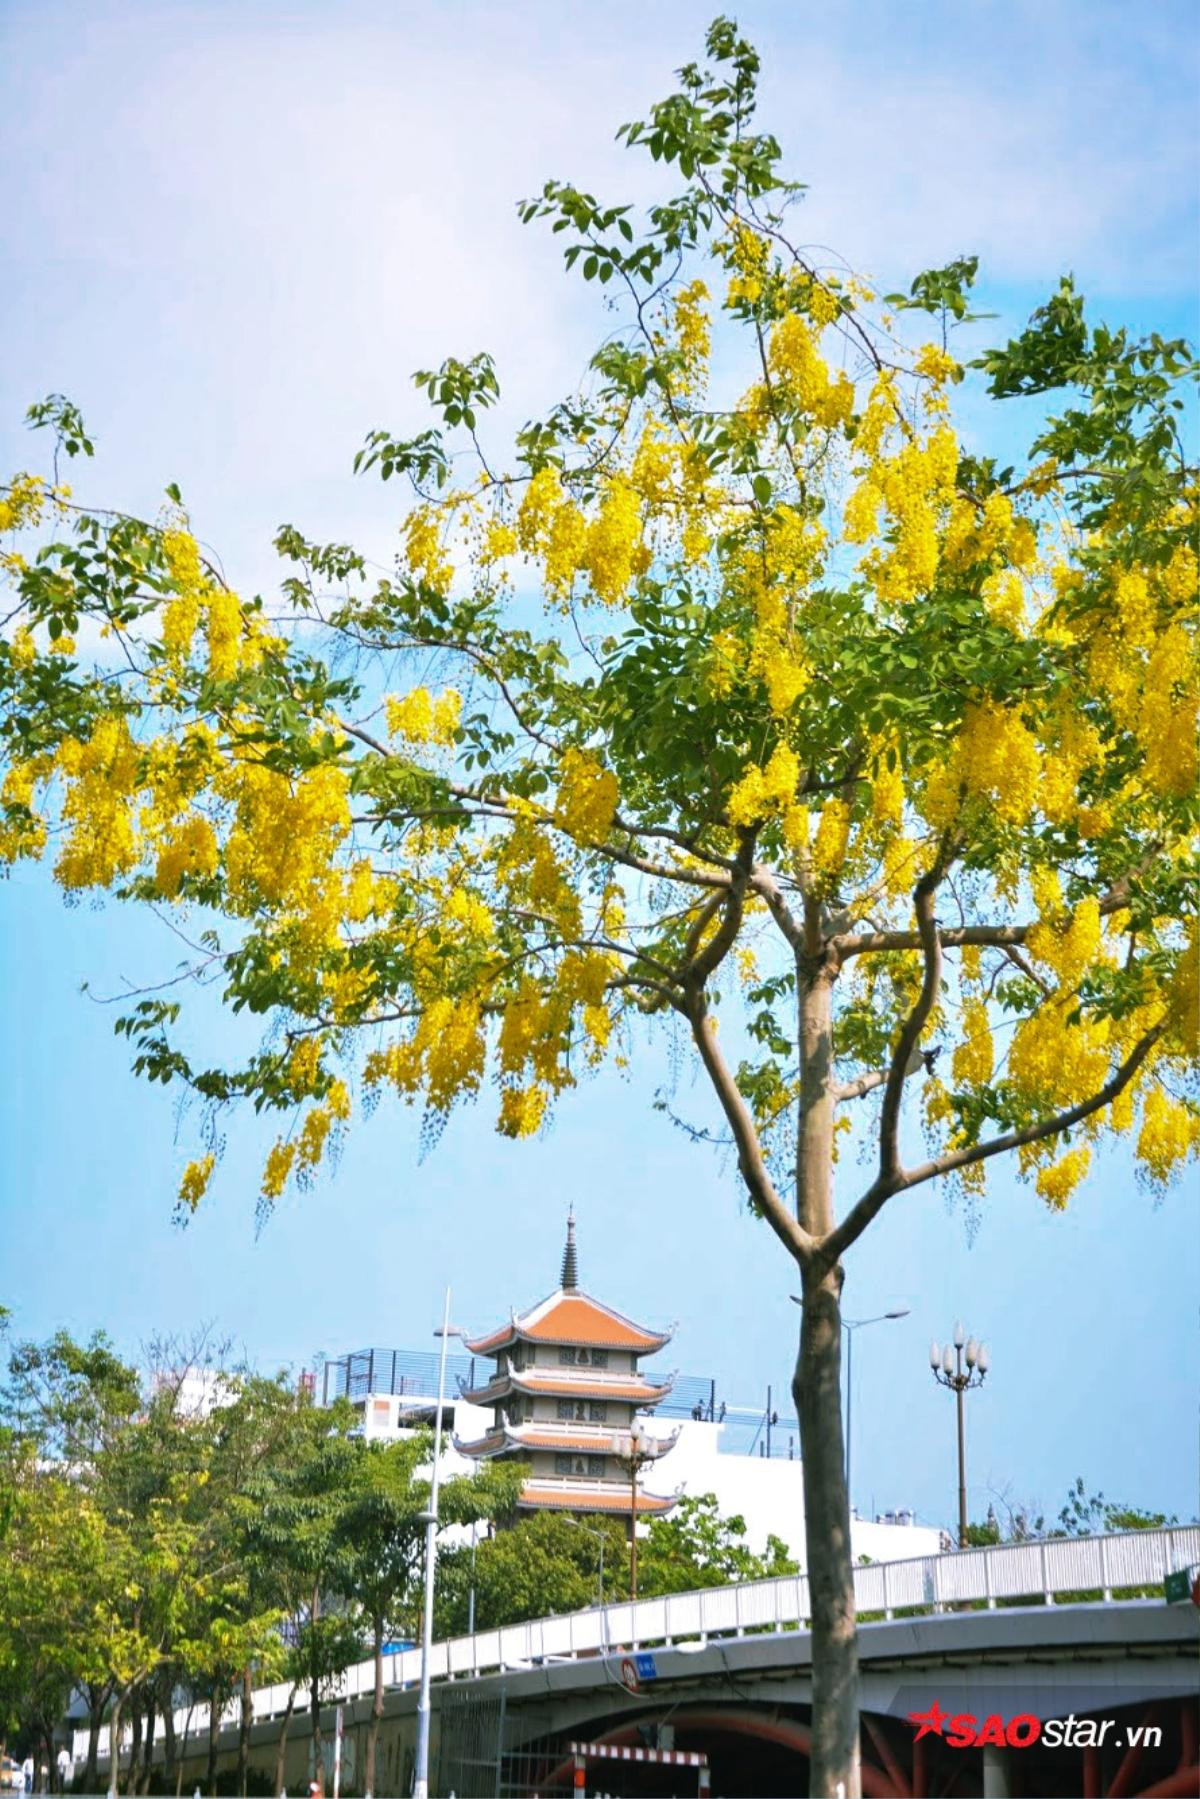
[556,1400,574,1420]
[554,1453,572,1475]
[586,1456,606,1477]
[588,1402,607,1422]
[558,1346,577,1365]
[590,1349,609,1369]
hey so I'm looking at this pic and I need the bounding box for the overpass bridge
[82,1526,1200,1798]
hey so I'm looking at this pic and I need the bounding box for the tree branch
[877,876,943,1183]
[823,1024,1163,1264]
[686,998,816,1263]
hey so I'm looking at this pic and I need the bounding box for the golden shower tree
[2,22,1196,1794]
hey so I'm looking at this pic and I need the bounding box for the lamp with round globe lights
[930,1321,990,1548]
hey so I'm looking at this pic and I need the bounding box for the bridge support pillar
[982,1743,1012,1797]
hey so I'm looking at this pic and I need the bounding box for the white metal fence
[76,1525,1200,1764]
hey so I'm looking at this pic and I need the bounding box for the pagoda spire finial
[560,1206,579,1291]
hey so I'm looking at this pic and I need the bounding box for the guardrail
[77,1525,1200,1764]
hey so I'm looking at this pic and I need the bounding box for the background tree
[241,1399,362,1797]
[0,18,1195,1796]
[434,1511,628,1636]
[637,1492,797,1594]
[332,1435,518,1799]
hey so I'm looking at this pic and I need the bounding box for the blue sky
[0,0,1197,1538]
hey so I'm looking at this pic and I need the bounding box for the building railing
[75,1525,1200,1765]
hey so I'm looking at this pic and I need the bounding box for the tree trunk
[308,1586,324,1796]
[309,1675,323,1798]
[364,1617,384,1799]
[795,950,861,1799]
[126,1704,142,1798]
[174,1704,194,1799]
[273,1687,297,1799]
[107,1696,123,1799]
[206,1690,221,1798]
[139,1695,155,1795]
[160,1684,178,1797]
[84,1689,105,1794]
[237,1668,252,1798]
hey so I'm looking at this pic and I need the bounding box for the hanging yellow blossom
[1035,1145,1091,1209]
[178,1154,216,1212]
[556,749,618,844]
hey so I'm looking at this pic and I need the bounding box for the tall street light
[414,1289,461,1799]
[929,1321,990,1548]
[614,1418,670,1601]
[842,1310,910,1505]
[790,1299,909,1507]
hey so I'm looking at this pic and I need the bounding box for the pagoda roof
[457,1368,676,1408]
[518,1482,678,1516]
[464,1289,673,1358]
[456,1422,620,1459]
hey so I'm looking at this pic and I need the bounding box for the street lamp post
[614,1418,664,1601]
[842,1310,909,1506]
[929,1321,990,1548]
[413,1289,462,1799]
[790,1298,909,1509]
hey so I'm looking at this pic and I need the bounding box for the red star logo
[909,1701,949,1741]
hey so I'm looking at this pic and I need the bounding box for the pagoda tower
[455,1210,679,1524]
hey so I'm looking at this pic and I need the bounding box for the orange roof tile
[465,1289,672,1356]
[459,1370,674,1406]
[519,1483,677,1515]
[458,1426,619,1459]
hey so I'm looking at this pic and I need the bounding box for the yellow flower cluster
[1136,1087,1200,1185]
[673,279,711,390]
[481,519,518,566]
[177,1154,216,1212]
[0,760,49,863]
[0,474,51,533]
[1141,623,1199,797]
[497,1083,549,1138]
[1035,1145,1091,1209]
[154,814,219,898]
[850,427,959,605]
[385,686,462,746]
[581,476,648,605]
[222,757,351,919]
[952,997,994,1086]
[55,715,141,889]
[1027,896,1102,989]
[1009,1001,1112,1112]
[923,701,1040,830]
[365,995,486,1114]
[705,629,743,700]
[811,798,851,887]
[403,506,454,596]
[767,314,854,428]
[914,344,962,385]
[494,816,582,936]
[555,749,618,844]
[726,742,801,829]
[723,224,770,307]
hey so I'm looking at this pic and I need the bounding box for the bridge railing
[75,1525,1200,1763]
